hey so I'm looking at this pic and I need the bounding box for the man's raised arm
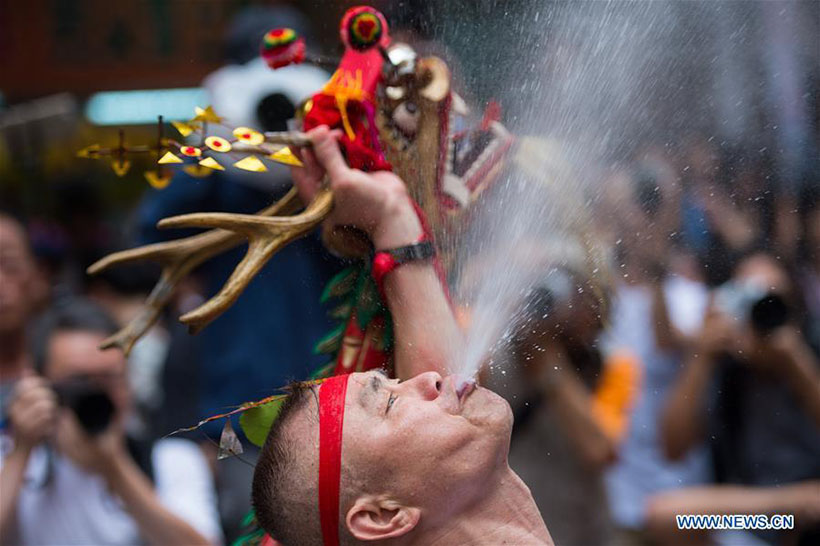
[293,126,460,380]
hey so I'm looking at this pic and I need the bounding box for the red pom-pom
[261,28,306,69]
[340,6,389,51]
[371,251,398,293]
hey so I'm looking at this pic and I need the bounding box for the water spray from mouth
[435,0,750,384]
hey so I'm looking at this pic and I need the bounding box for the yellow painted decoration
[232,127,265,145]
[233,155,267,172]
[180,146,202,158]
[199,156,225,171]
[303,98,314,115]
[183,165,213,178]
[158,151,183,164]
[76,144,101,159]
[269,146,304,167]
[336,94,355,141]
[193,105,222,123]
[145,170,172,189]
[322,68,368,141]
[323,68,367,101]
[205,136,232,153]
[111,160,131,177]
[171,121,199,137]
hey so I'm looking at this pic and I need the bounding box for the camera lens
[55,379,115,436]
[750,293,789,334]
[71,390,115,436]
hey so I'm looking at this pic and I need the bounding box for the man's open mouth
[455,377,476,405]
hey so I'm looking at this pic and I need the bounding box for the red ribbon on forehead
[318,373,351,546]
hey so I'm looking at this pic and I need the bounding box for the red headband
[318,373,351,546]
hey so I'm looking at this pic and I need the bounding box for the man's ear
[346,496,421,541]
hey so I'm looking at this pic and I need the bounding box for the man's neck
[0,329,29,382]
[421,467,553,546]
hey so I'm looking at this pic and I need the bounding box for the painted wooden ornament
[180,146,202,158]
[204,136,232,152]
[232,127,265,145]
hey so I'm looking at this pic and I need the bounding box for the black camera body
[53,377,115,436]
[715,281,790,335]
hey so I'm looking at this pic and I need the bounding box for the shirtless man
[251,127,553,545]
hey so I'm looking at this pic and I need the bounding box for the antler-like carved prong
[97,272,177,355]
[87,188,301,354]
[158,189,334,333]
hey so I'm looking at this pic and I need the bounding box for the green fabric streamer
[311,362,336,379]
[231,528,264,546]
[355,277,384,329]
[231,509,264,546]
[240,510,256,527]
[320,266,358,303]
[329,301,353,321]
[313,322,346,355]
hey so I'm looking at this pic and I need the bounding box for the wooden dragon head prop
[85,5,513,355]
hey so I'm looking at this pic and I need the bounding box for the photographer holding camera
[493,265,640,546]
[0,299,221,545]
[650,251,820,545]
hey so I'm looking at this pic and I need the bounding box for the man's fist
[8,375,57,450]
[291,126,423,250]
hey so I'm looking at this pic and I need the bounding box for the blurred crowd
[496,137,820,546]
[2,3,819,546]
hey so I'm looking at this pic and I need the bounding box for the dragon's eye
[392,101,419,137]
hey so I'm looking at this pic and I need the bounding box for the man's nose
[402,371,442,401]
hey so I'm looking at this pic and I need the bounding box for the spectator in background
[0,299,222,545]
[0,213,47,429]
[500,266,639,546]
[677,138,718,268]
[698,151,776,280]
[652,252,820,545]
[598,159,715,546]
[797,185,820,355]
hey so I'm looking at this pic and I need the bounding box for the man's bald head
[252,384,322,545]
[252,379,378,546]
